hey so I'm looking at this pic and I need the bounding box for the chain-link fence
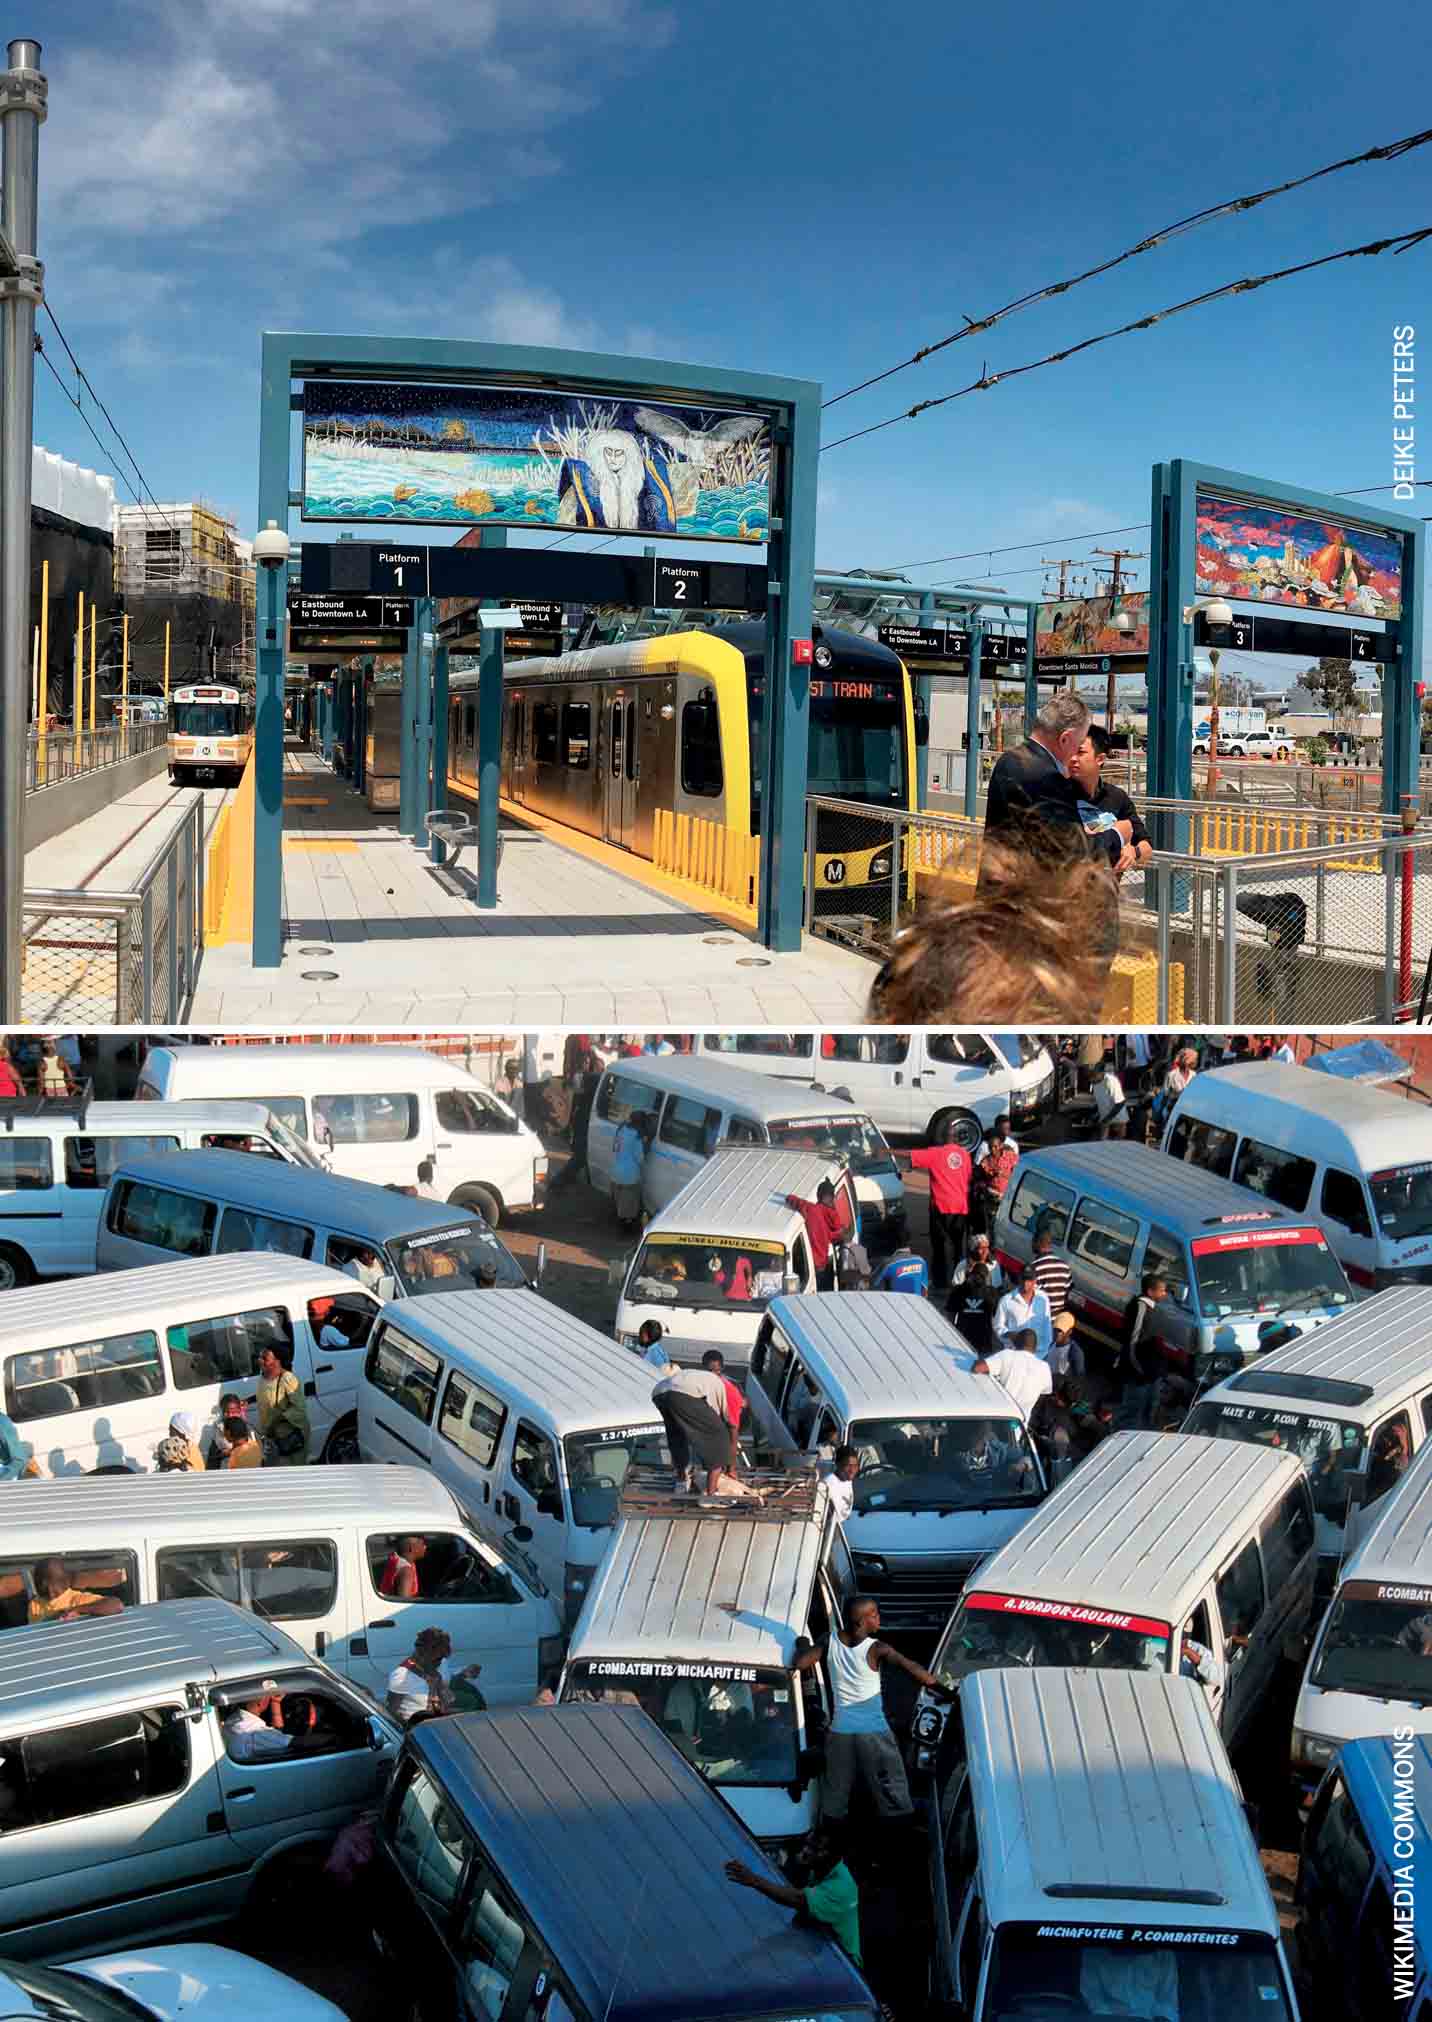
[25,722,166,792]
[927,747,1432,816]
[804,791,1432,1024]
[22,801,205,1023]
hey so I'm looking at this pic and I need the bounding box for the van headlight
[852,1553,887,1581]
[618,1332,639,1350]
[1293,1731,1337,1770]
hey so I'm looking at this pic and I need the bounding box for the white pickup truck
[1192,726,1293,758]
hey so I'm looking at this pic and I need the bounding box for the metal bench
[423,809,503,878]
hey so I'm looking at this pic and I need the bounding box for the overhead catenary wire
[823,125,1432,412]
[37,301,180,540]
[822,225,1432,455]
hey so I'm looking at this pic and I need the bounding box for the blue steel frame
[1147,458,1425,837]
[256,332,821,966]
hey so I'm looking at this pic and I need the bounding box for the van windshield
[562,1661,799,1786]
[1184,1401,1365,1520]
[563,1423,668,1529]
[983,1926,1293,2021]
[263,1112,325,1170]
[629,1236,788,1310]
[390,1219,525,1293]
[1312,1580,1432,1701]
[848,1417,1043,1513]
[767,1112,897,1176]
[932,1592,1172,1689]
[1191,1231,1350,1317]
[1371,1162,1432,1241]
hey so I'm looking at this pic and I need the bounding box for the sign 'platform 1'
[287,592,416,629]
[302,542,767,613]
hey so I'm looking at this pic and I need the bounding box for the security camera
[253,520,291,570]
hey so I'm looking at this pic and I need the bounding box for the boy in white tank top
[793,1595,947,1823]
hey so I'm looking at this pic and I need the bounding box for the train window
[463,702,477,746]
[533,704,559,764]
[625,702,637,782]
[610,705,623,778]
[562,703,591,769]
[681,701,722,798]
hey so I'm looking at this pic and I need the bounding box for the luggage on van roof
[0,1598,306,1730]
[411,1704,875,2022]
[1018,1139,1321,1230]
[0,1251,360,1344]
[962,1666,1277,1936]
[653,1145,852,1234]
[1210,1283,1432,1412]
[969,1430,1306,1622]
[766,1292,983,1414]
[1339,1427,1432,1588]
[385,1290,661,1428]
[617,1463,823,1524]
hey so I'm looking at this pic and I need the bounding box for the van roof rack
[619,1463,824,1524]
[0,1080,94,1132]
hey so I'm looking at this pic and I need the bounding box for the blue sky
[30,0,1431,685]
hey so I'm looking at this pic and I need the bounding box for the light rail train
[445,623,922,914]
[167,683,254,784]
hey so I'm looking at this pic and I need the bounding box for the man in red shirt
[908,1124,973,1293]
[785,1180,844,1291]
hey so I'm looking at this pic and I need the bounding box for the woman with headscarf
[167,1412,206,1472]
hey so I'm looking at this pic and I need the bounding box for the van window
[1422,1393,1432,1436]
[1143,1226,1190,1305]
[435,1089,512,1136]
[1,1708,189,1830]
[1168,1116,1237,1178]
[63,1134,179,1190]
[596,1073,663,1127]
[1234,1137,1315,1212]
[253,1096,308,1137]
[1007,1170,1075,1242]
[4,1329,163,1422]
[391,1765,477,1921]
[459,1867,533,2020]
[366,1534,523,1607]
[312,1093,418,1147]
[156,1541,339,1620]
[365,1325,442,1428]
[217,1206,314,1260]
[1260,1480,1316,1593]
[513,1421,562,1513]
[723,1115,764,1146]
[168,1307,292,1390]
[822,1033,908,1064]
[781,1362,821,1445]
[1322,1167,1374,1239]
[108,1179,216,1256]
[1216,1538,1266,1646]
[707,1033,814,1058]
[0,1139,52,1189]
[1066,1197,1140,1276]
[1308,1770,1374,1904]
[0,1551,136,1633]
[308,1292,379,1351]
[438,1371,508,1468]
[927,1033,1000,1069]
[751,1320,793,1402]
[659,1095,722,1157]
[1368,1411,1413,1500]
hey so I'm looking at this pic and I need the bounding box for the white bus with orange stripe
[168,683,253,783]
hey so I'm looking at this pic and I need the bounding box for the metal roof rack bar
[0,1078,93,1132]
[619,1463,823,1523]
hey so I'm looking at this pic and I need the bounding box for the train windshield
[749,673,908,809]
[171,702,241,736]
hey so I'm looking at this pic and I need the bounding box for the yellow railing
[652,809,759,908]
[1197,807,1383,870]
[204,753,256,945]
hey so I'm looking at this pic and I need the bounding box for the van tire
[927,1108,983,1154]
[0,1244,34,1292]
[451,1182,502,1228]
[322,1415,362,1466]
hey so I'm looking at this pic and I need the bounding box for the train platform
[189,750,876,1026]
[26,772,231,895]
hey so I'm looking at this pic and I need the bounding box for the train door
[509,695,527,803]
[603,694,637,847]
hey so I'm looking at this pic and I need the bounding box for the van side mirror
[1344,1474,1368,1512]
[784,1274,802,1295]
[509,1524,534,1545]
[608,1255,628,1288]
[535,1242,547,1286]
[376,1274,398,1302]
[367,1716,388,1752]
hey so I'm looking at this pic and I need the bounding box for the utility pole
[1041,557,1077,600]
[1092,544,1144,734]
[0,37,46,1022]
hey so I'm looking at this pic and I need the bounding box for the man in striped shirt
[1031,1228,1072,1318]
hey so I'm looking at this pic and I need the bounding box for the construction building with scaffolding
[113,501,256,694]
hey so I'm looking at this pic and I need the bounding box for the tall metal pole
[0,36,46,1020]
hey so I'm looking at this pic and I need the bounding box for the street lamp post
[1106,606,1133,736]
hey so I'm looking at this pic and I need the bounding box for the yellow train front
[446,622,918,918]
[167,684,254,785]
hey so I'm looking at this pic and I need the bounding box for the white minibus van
[357,1290,670,1624]
[0,1253,381,1474]
[916,1430,1317,1753]
[96,1150,531,1300]
[700,1030,1055,1147]
[1291,1428,1432,1802]
[1183,1284,1432,1587]
[138,1044,546,1225]
[745,1293,1047,1631]
[562,1469,851,1853]
[931,1666,1301,2021]
[1162,1060,1432,1289]
[613,1147,862,1368]
[587,1054,906,1247]
[0,1466,562,1707]
[0,1096,320,1289]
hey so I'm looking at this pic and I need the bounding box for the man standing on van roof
[794,1595,945,1827]
[907,1124,973,1293]
[651,1361,733,1494]
[784,1179,844,1292]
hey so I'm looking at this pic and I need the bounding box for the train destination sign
[302,542,767,614]
[875,621,1025,662]
[1193,609,1386,661]
[287,592,415,630]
